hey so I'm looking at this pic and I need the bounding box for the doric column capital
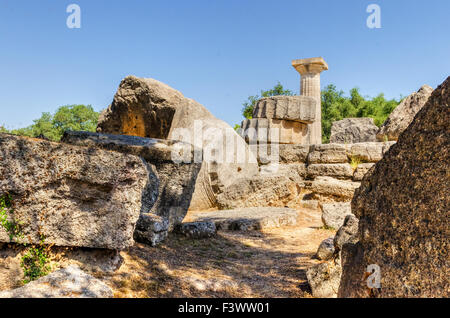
[292,57,328,75]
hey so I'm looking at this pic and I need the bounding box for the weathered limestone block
[307,163,354,179]
[377,85,433,141]
[307,143,350,164]
[215,175,301,210]
[306,260,341,298]
[321,202,353,229]
[330,118,378,144]
[259,163,307,181]
[349,141,395,162]
[61,131,202,246]
[241,118,308,144]
[175,221,217,239]
[0,266,113,298]
[309,177,360,200]
[334,214,359,252]
[188,207,299,231]
[352,162,375,181]
[258,144,310,165]
[0,133,148,250]
[339,77,450,298]
[316,237,335,261]
[97,76,258,211]
[252,96,317,123]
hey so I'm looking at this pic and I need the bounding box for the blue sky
[0,0,449,129]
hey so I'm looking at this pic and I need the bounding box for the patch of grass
[0,195,52,284]
[20,238,52,284]
[349,156,363,170]
[0,194,23,242]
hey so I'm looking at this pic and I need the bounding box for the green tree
[321,85,401,143]
[241,82,294,119]
[8,105,99,142]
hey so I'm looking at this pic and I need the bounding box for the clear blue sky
[0,0,449,129]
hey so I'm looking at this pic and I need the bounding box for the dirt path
[100,208,334,298]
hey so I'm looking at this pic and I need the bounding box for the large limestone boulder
[330,118,378,144]
[0,266,113,298]
[320,202,353,229]
[339,77,449,298]
[97,76,258,211]
[61,131,202,246]
[0,133,149,250]
[377,85,433,141]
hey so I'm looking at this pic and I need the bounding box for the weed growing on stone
[0,194,52,284]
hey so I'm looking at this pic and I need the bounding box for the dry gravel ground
[0,208,333,298]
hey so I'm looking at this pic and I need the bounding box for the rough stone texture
[188,207,298,231]
[307,163,354,179]
[257,144,309,165]
[306,260,341,298]
[241,118,309,144]
[259,163,307,181]
[308,144,349,164]
[321,202,353,229]
[377,85,433,141]
[339,77,450,298]
[252,96,317,123]
[215,175,301,210]
[349,142,394,162]
[61,131,202,246]
[333,214,359,252]
[0,265,113,298]
[309,177,360,201]
[0,133,147,250]
[316,237,335,261]
[330,118,378,144]
[352,163,375,181]
[175,221,217,239]
[97,76,258,211]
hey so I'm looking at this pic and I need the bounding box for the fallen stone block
[321,202,353,229]
[0,133,148,250]
[306,260,341,298]
[96,76,259,211]
[307,163,354,179]
[330,118,378,144]
[340,77,450,298]
[349,142,394,162]
[187,207,299,231]
[61,131,202,246]
[377,85,433,141]
[352,162,375,181]
[175,221,217,239]
[316,237,335,261]
[309,176,360,200]
[307,144,350,164]
[0,265,113,298]
[215,175,301,209]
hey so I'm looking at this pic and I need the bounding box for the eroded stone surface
[0,133,147,250]
[330,118,378,144]
[377,85,433,141]
[339,77,450,298]
[321,202,353,229]
[0,265,113,298]
[188,207,299,231]
[61,131,202,246]
[252,96,317,123]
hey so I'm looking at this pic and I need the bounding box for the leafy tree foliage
[321,85,401,143]
[4,105,99,142]
[242,82,294,119]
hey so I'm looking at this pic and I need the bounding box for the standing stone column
[292,57,328,144]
